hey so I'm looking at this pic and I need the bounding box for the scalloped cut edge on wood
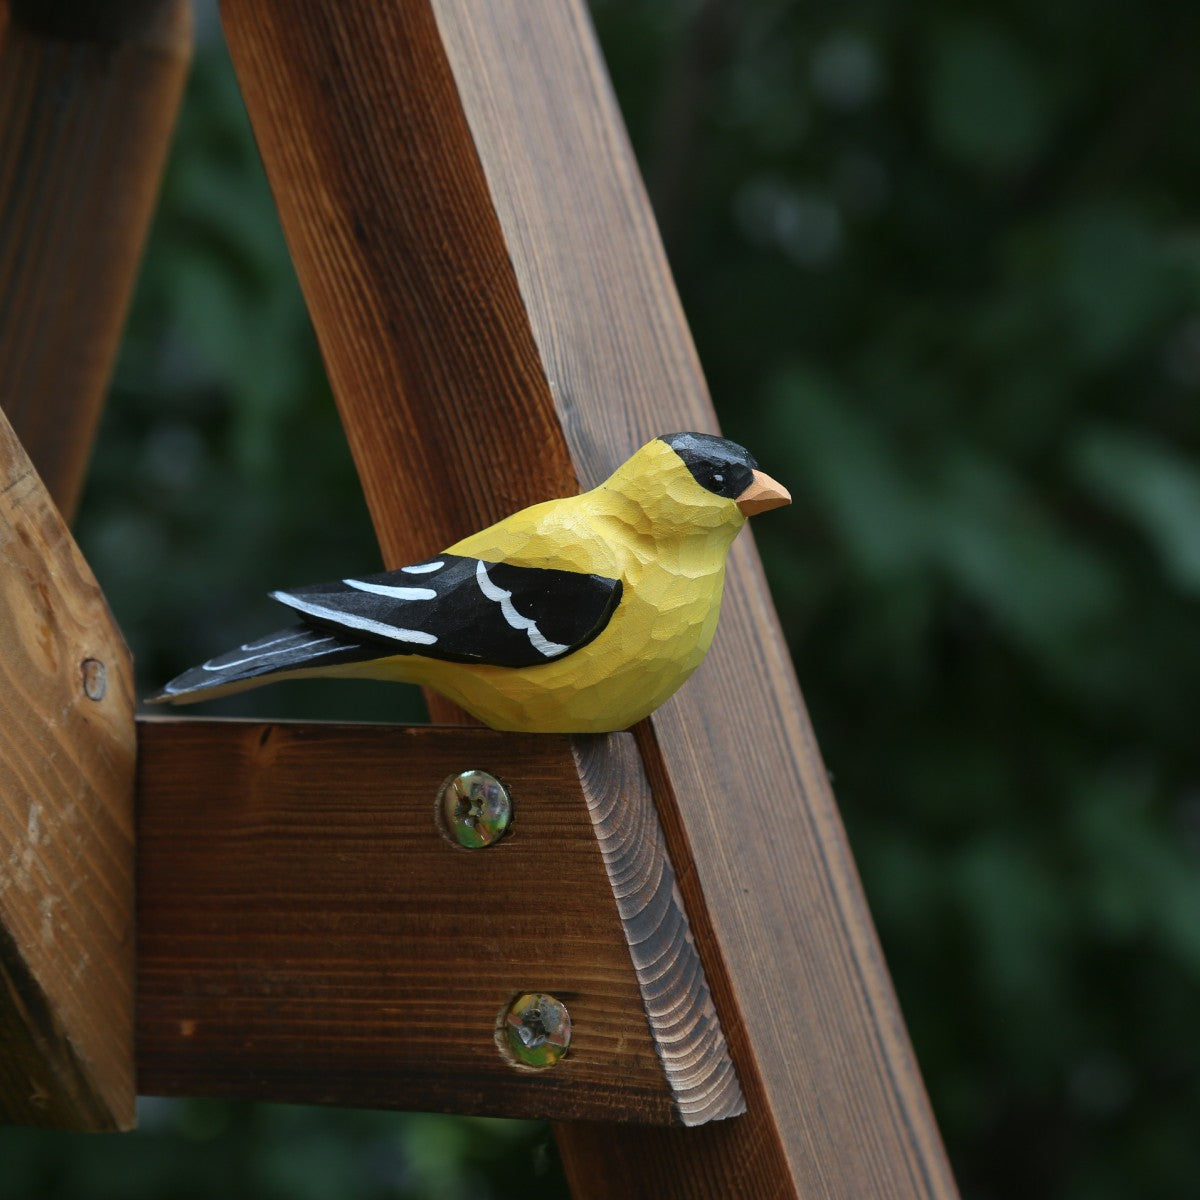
[573,735,744,1124]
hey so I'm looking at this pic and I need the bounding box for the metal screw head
[437,770,511,848]
[81,659,107,701]
[502,993,571,1068]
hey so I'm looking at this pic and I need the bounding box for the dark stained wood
[222,0,574,726]
[220,0,577,565]
[135,717,741,1125]
[8,0,176,45]
[0,406,136,1129]
[0,0,191,520]
[220,1,956,1194]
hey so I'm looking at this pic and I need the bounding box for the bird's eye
[687,461,751,499]
[660,432,757,499]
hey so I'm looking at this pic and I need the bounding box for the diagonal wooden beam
[0,405,136,1129]
[219,2,957,1195]
[0,0,191,521]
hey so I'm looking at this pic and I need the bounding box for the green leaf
[771,366,925,579]
[926,449,1122,653]
[1054,207,1179,366]
[953,835,1068,1009]
[1072,426,1200,594]
[926,22,1054,174]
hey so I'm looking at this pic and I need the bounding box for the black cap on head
[659,432,757,500]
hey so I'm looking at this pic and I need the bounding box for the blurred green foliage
[2,1102,565,1200]
[3,0,1199,1196]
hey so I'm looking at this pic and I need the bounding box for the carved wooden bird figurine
[151,433,790,731]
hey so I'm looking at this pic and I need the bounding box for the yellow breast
[362,440,746,731]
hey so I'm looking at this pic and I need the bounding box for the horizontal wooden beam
[0,406,137,1129]
[135,717,742,1125]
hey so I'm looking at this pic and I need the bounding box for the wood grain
[441,7,957,1194]
[221,0,576,566]
[222,0,573,726]
[136,718,740,1125]
[572,736,742,1125]
[220,1,956,1194]
[0,405,136,1129]
[0,0,191,520]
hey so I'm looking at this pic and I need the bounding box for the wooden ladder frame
[0,2,957,1196]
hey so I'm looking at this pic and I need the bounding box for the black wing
[271,553,622,668]
[149,624,383,701]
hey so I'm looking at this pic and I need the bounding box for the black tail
[147,624,380,704]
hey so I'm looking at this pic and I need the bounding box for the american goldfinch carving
[151,433,789,732]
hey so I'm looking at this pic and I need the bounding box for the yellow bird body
[152,434,788,732]
[348,439,744,731]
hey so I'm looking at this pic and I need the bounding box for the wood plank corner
[135,718,742,1126]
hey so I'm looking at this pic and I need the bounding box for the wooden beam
[0,405,136,1129]
[0,0,191,520]
[220,0,574,564]
[219,1,956,1194]
[136,718,742,1126]
[219,0,570,726]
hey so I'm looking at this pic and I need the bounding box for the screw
[81,659,107,701]
[502,993,571,1068]
[437,770,512,848]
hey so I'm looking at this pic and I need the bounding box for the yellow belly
[367,567,724,731]
[350,487,736,731]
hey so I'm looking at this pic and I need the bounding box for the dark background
[4,0,1200,1196]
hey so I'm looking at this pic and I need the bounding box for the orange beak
[736,469,791,517]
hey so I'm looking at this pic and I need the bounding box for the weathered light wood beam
[0,405,136,1129]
